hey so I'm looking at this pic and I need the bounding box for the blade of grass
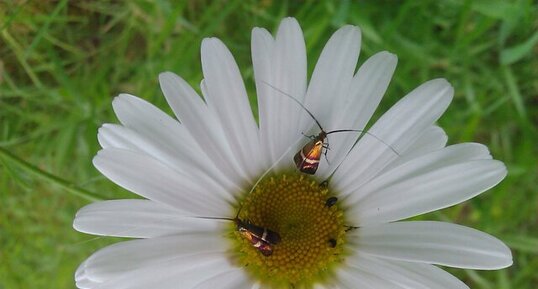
[1,29,43,88]
[465,269,493,289]
[500,31,538,65]
[501,65,527,120]
[23,0,69,59]
[502,235,538,254]
[0,146,102,202]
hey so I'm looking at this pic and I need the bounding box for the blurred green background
[1,0,536,288]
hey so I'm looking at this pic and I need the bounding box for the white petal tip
[485,243,513,270]
[378,51,398,62]
[201,38,229,65]
[72,218,83,232]
[430,78,453,89]
[499,256,514,269]
[72,202,99,230]
[92,150,107,169]
[158,71,176,81]
[277,17,302,37]
[252,27,269,36]
[111,93,138,112]
[281,17,299,25]
[201,37,220,49]
[490,160,508,181]
[339,24,361,34]
[158,71,187,89]
[97,124,113,137]
[74,260,87,279]
[419,78,454,104]
[99,123,114,129]
[115,93,134,100]
[111,95,122,105]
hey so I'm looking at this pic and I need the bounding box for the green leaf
[502,235,538,254]
[500,32,538,65]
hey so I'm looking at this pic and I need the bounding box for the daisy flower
[74,17,512,289]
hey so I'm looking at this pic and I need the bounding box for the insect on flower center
[230,173,347,288]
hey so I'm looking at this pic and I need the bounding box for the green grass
[1,0,536,288]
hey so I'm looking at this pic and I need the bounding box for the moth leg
[301,132,317,140]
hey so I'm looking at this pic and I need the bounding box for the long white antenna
[260,80,324,132]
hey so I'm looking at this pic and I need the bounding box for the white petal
[251,26,275,166]
[313,283,342,289]
[112,93,179,133]
[320,51,397,178]
[96,252,233,289]
[333,79,454,194]
[271,18,308,158]
[382,125,448,172]
[111,94,211,173]
[193,269,252,289]
[93,149,231,216]
[158,72,246,189]
[111,94,208,172]
[98,123,235,198]
[75,260,99,289]
[301,25,361,129]
[76,233,227,286]
[368,79,453,150]
[254,18,308,169]
[347,253,469,289]
[402,125,448,155]
[337,266,404,289]
[293,25,361,178]
[201,37,263,179]
[73,200,220,238]
[350,159,506,224]
[346,142,493,206]
[354,221,513,269]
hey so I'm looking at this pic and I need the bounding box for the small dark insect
[328,238,337,248]
[345,225,359,233]
[325,197,338,208]
[262,81,399,175]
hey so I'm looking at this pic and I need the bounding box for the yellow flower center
[229,172,347,288]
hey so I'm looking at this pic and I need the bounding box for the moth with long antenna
[261,81,400,175]
[191,138,306,257]
[198,206,281,256]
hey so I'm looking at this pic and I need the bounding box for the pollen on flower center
[229,172,347,288]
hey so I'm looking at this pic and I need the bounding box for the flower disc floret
[231,173,346,288]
